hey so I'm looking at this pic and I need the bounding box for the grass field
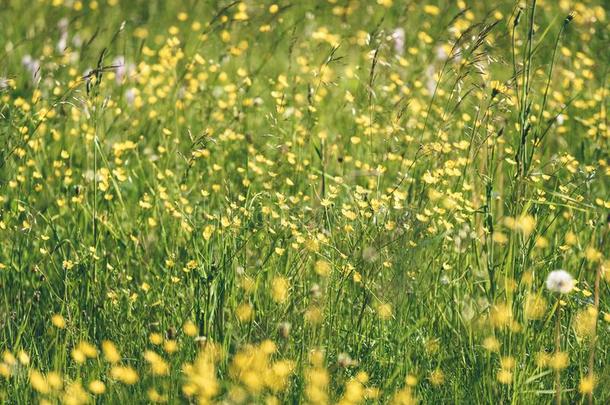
[0,0,609,403]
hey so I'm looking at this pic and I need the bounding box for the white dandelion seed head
[435,44,448,61]
[545,269,575,294]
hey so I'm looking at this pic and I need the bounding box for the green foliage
[0,0,608,403]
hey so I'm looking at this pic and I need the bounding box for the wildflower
[545,270,575,294]
[490,302,512,328]
[305,350,329,404]
[524,294,547,320]
[423,5,440,15]
[406,374,418,387]
[578,374,596,394]
[377,303,393,320]
[482,336,500,352]
[21,55,41,84]
[584,246,602,262]
[549,352,569,370]
[110,366,139,384]
[183,320,198,336]
[88,379,106,394]
[497,368,513,384]
[101,341,121,363]
[164,339,178,354]
[573,306,598,340]
[271,276,289,303]
[392,28,405,55]
[51,314,66,328]
[18,350,30,365]
[500,356,515,370]
[337,352,356,368]
[236,303,254,322]
[144,350,170,375]
[428,369,444,386]
[63,381,89,405]
[392,386,417,405]
[536,351,550,368]
[305,306,323,324]
[149,332,163,345]
[76,341,97,359]
[47,372,63,390]
[0,363,11,378]
[29,370,50,393]
[183,344,220,402]
[314,260,331,277]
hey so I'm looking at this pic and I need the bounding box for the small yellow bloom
[102,341,121,363]
[149,332,163,345]
[578,374,596,394]
[497,368,513,384]
[549,352,569,370]
[482,336,500,352]
[51,314,66,329]
[428,369,444,386]
[236,303,254,322]
[89,379,106,394]
[183,320,198,337]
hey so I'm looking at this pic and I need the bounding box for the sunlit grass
[0,0,608,403]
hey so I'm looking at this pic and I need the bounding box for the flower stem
[555,299,561,405]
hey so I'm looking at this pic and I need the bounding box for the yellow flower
[164,339,178,354]
[578,374,596,394]
[377,303,393,320]
[549,352,569,370]
[18,350,30,365]
[423,5,440,15]
[183,320,198,337]
[29,370,50,394]
[524,294,547,320]
[428,369,444,386]
[271,276,289,304]
[314,260,331,277]
[144,350,170,376]
[63,381,88,405]
[102,341,121,363]
[482,336,500,352]
[535,351,550,368]
[149,332,163,345]
[51,314,66,328]
[110,366,139,384]
[497,368,513,384]
[500,356,515,370]
[573,306,598,340]
[236,303,254,322]
[585,246,602,262]
[89,379,106,394]
[490,302,512,328]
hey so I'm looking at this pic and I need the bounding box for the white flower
[392,28,405,55]
[22,55,41,84]
[545,270,575,294]
[113,56,126,83]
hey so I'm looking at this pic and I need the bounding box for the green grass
[0,0,609,403]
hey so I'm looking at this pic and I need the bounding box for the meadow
[0,0,609,403]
